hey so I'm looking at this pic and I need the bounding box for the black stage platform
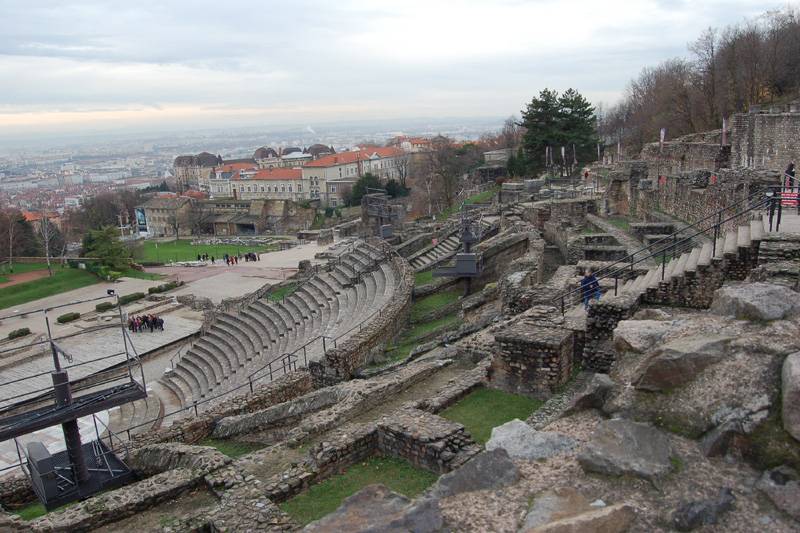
[0,381,146,441]
[27,439,136,510]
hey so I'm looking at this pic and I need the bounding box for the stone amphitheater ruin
[1,117,800,531]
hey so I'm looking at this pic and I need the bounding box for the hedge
[8,328,30,340]
[57,312,81,323]
[95,302,115,312]
[147,281,181,295]
[119,292,145,305]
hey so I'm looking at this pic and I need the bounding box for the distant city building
[173,152,221,192]
[230,167,304,201]
[302,146,405,206]
[136,196,193,237]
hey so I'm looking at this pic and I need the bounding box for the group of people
[128,314,164,333]
[195,252,261,265]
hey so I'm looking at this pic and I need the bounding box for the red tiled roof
[233,167,302,180]
[216,162,256,173]
[182,190,208,199]
[304,147,404,168]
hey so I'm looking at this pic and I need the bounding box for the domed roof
[282,146,301,155]
[254,146,279,160]
[308,143,335,158]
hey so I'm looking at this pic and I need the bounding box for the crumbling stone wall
[731,108,800,170]
[492,320,575,399]
[640,140,729,175]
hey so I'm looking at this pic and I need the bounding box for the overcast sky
[0,0,781,137]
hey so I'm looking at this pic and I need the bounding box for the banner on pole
[659,128,666,153]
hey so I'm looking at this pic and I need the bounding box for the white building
[301,146,405,206]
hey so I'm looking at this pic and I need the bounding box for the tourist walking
[580,268,601,310]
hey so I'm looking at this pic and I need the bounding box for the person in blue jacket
[581,268,601,309]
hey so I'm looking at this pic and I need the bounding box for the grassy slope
[0,268,100,310]
[134,239,275,263]
[409,289,461,322]
[280,456,437,526]
[441,387,542,444]
[199,438,266,459]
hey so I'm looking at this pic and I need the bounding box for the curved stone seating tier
[159,241,406,411]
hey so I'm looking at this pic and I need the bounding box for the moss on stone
[746,412,800,471]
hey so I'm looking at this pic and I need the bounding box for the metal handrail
[554,189,780,312]
[583,185,770,285]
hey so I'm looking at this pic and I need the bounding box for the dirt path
[0,269,50,289]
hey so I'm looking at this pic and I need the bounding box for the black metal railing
[553,186,786,313]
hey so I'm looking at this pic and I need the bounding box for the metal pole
[116,294,134,382]
[45,314,60,372]
[614,276,618,296]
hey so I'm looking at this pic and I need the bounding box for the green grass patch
[439,186,499,219]
[606,217,631,231]
[410,289,461,322]
[199,438,266,459]
[441,387,543,444]
[12,500,74,520]
[0,268,100,310]
[414,270,434,286]
[268,283,297,302]
[121,267,164,280]
[0,262,50,282]
[378,313,460,367]
[133,239,274,264]
[279,456,437,526]
[12,502,48,520]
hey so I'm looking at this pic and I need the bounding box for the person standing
[580,268,601,310]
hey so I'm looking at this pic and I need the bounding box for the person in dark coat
[580,268,601,310]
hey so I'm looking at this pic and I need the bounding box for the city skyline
[0,0,775,139]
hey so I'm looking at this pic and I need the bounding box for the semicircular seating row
[159,241,400,411]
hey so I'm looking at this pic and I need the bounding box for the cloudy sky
[0,0,779,137]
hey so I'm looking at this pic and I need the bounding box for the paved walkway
[150,240,336,304]
[0,277,163,339]
[765,212,800,233]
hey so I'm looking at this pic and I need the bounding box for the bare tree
[395,154,411,189]
[500,115,524,149]
[38,214,55,276]
[188,203,214,236]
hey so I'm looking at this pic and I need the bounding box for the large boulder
[756,466,800,521]
[634,335,733,391]
[782,352,800,441]
[485,419,576,460]
[671,488,735,531]
[710,282,800,321]
[429,448,520,498]
[303,484,442,532]
[523,504,636,533]
[613,320,674,353]
[578,419,674,481]
[563,373,615,415]
[522,487,592,530]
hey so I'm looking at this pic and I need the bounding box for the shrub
[8,328,30,340]
[147,281,180,295]
[56,312,80,323]
[119,292,145,305]
[95,302,115,312]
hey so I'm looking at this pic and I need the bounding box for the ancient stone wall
[731,109,800,170]
[310,252,414,384]
[473,230,534,289]
[640,140,729,175]
[492,320,575,399]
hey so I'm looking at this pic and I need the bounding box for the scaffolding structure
[0,292,146,509]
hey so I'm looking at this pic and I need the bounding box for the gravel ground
[438,410,799,532]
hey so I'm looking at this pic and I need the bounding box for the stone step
[669,251,690,280]
[737,224,751,248]
[698,242,713,266]
[685,247,701,272]
[722,230,738,256]
[750,218,764,242]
